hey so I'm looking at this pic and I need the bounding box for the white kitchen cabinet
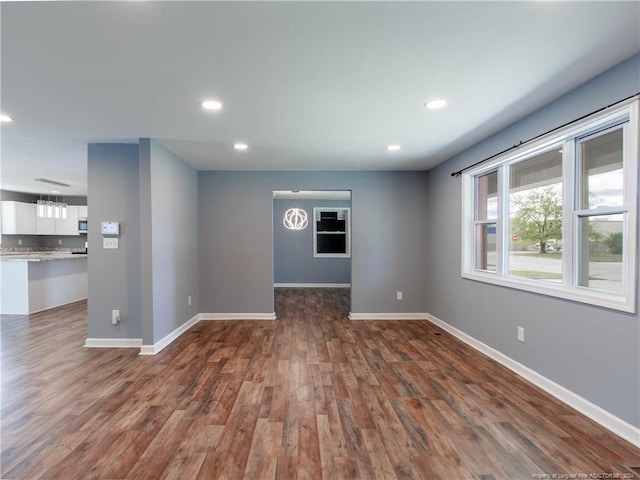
[38,205,80,235]
[36,214,55,235]
[1,201,81,236]
[55,205,79,235]
[1,201,37,235]
[78,205,88,218]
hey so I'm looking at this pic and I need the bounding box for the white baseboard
[425,313,640,448]
[139,313,200,356]
[84,337,142,348]
[200,312,277,321]
[84,311,275,354]
[274,283,351,288]
[349,312,429,320]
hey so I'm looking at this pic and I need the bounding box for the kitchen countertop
[0,252,87,262]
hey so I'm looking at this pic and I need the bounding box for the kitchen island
[1,253,87,314]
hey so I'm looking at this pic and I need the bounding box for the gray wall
[424,54,640,427]
[87,143,142,339]
[87,140,199,345]
[199,171,430,314]
[273,198,351,284]
[144,139,199,344]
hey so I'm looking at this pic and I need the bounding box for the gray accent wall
[143,139,199,345]
[424,54,640,427]
[199,171,430,315]
[273,198,351,284]
[87,140,199,345]
[87,143,142,339]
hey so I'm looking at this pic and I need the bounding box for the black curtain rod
[450,92,639,178]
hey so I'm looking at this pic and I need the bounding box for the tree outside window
[511,187,562,254]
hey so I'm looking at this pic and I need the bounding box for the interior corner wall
[87,143,142,339]
[145,139,199,345]
[424,54,640,427]
[198,171,430,315]
[87,140,199,346]
[273,198,351,284]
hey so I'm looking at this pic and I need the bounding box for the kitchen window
[461,98,638,312]
[313,207,350,258]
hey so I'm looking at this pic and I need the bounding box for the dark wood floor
[1,288,638,479]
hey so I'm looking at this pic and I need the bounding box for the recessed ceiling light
[233,143,248,151]
[201,99,223,111]
[386,145,401,151]
[425,99,447,110]
[0,114,13,122]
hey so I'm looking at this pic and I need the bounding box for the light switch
[103,237,119,249]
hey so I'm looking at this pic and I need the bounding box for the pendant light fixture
[35,178,68,219]
[283,191,308,230]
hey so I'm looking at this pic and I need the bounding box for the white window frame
[462,98,638,313]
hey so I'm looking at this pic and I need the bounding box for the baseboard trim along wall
[348,312,429,320]
[86,312,277,355]
[274,283,351,288]
[84,338,142,348]
[138,312,276,354]
[200,312,277,320]
[425,313,640,448]
[139,313,200,356]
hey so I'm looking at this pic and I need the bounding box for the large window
[462,99,638,312]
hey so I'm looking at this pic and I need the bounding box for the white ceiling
[1,1,638,196]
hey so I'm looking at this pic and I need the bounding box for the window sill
[461,271,635,313]
[313,253,351,259]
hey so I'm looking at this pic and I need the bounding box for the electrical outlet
[188,295,192,306]
[18,239,22,245]
[517,326,525,342]
[112,309,120,325]
[396,291,403,301]
[58,239,63,245]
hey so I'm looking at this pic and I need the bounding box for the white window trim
[461,98,638,313]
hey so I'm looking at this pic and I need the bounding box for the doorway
[272,190,352,316]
